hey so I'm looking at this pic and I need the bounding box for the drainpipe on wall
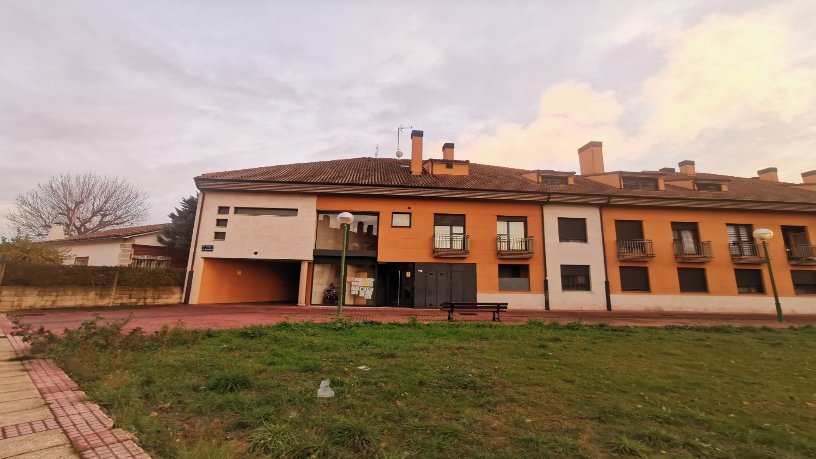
[541,194,551,310]
[599,197,613,311]
[182,191,206,304]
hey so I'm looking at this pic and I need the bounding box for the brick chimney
[757,167,779,182]
[578,141,604,175]
[410,130,423,175]
[802,170,816,184]
[442,142,454,160]
[678,160,696,176]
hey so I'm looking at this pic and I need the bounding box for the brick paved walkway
[8,304,816,335]
[0,315,150,458]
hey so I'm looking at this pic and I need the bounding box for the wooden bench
[440,302,508,322]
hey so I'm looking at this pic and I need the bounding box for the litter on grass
[317,379,335,398]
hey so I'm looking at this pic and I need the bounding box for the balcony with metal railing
[432,234,470,257]
[497,236,534,258]
[788,245,816,265]
[616,240,655,261]
[729,242,763,264]
[673,240,713,262]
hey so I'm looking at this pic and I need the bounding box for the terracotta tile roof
[53,224,167,243]
[197,157,816,205]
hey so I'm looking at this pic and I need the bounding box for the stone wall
[0,286,182,312]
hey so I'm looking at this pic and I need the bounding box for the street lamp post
[753,228,783,322]
[336,212,355,318]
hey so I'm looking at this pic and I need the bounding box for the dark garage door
[414,263,476,308]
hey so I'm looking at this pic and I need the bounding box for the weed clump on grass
[612,435,649,457]
[516,434,582,457]
[237,326,269,339]
[248,423,327,457]
[206,372,252,393]
[325,418,380,455]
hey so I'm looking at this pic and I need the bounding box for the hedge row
[0,262,185,288]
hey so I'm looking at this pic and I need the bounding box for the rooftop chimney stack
[757,167,779,182]
[442,142,455,161]
[678,160,696,176]
[802,170,816,184]
[578,141,604,175]
[45,224,65,241]
[410,130,424,175]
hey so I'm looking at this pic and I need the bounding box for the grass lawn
[26,319,816,458]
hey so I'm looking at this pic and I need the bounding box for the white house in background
[43,224,186,268]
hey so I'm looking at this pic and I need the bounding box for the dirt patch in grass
[25,319,816,458]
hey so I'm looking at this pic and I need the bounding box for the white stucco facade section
[51,240,123,266]
[612,294,816,314]
[543,204,607,310]
[196,191,317,261]
[186,191,317,304]
[477,293,547,310]
[130,233,163,246]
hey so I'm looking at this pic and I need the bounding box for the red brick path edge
[0,315,151,459]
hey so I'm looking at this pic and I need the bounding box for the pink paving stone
[1,315,153,458]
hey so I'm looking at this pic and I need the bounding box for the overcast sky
[2,0,815,236]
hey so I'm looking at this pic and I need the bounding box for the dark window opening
[791,270,816,294]
[558,217,587,242]
[217,206,230,215]
[697,183,723,192]
[561,265,590,291]
[735,269,765,294]
[615,220,644,240]
[434,214,466,250]
[499,264,530,291]
[727,224,758,257]
[678,268,708,293]
[73,257,89,266]
[214,232,226,241]
[234,207,298,216]
[216,219,228,227]
[620,266,650,292]
[622,177,659,191]
[782,226,811,260]
[540,176,568,185]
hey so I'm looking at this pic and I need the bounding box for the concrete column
[297,260,309,306]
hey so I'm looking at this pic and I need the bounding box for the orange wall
[602,207,816,297]
[198,258,300,304]
[316,196,545,294]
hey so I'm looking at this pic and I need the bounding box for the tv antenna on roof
[396,124,412,158]
[374,144,379,158]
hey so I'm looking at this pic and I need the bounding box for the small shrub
[206,372,252,393]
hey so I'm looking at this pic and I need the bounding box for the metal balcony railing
[673,240,713,262]
[616,240,655,261]
[497,236,534,258]
[729,242,762,263]
[433,234,469,257]
[788,245,816,264]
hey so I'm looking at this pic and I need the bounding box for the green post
[337,223,350,318]
[761,240,783,322]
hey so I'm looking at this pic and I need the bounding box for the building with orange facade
[184,131,816,314]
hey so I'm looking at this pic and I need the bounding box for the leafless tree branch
[6,172,150,239]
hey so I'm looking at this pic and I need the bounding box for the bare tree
[7,172,150,238]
